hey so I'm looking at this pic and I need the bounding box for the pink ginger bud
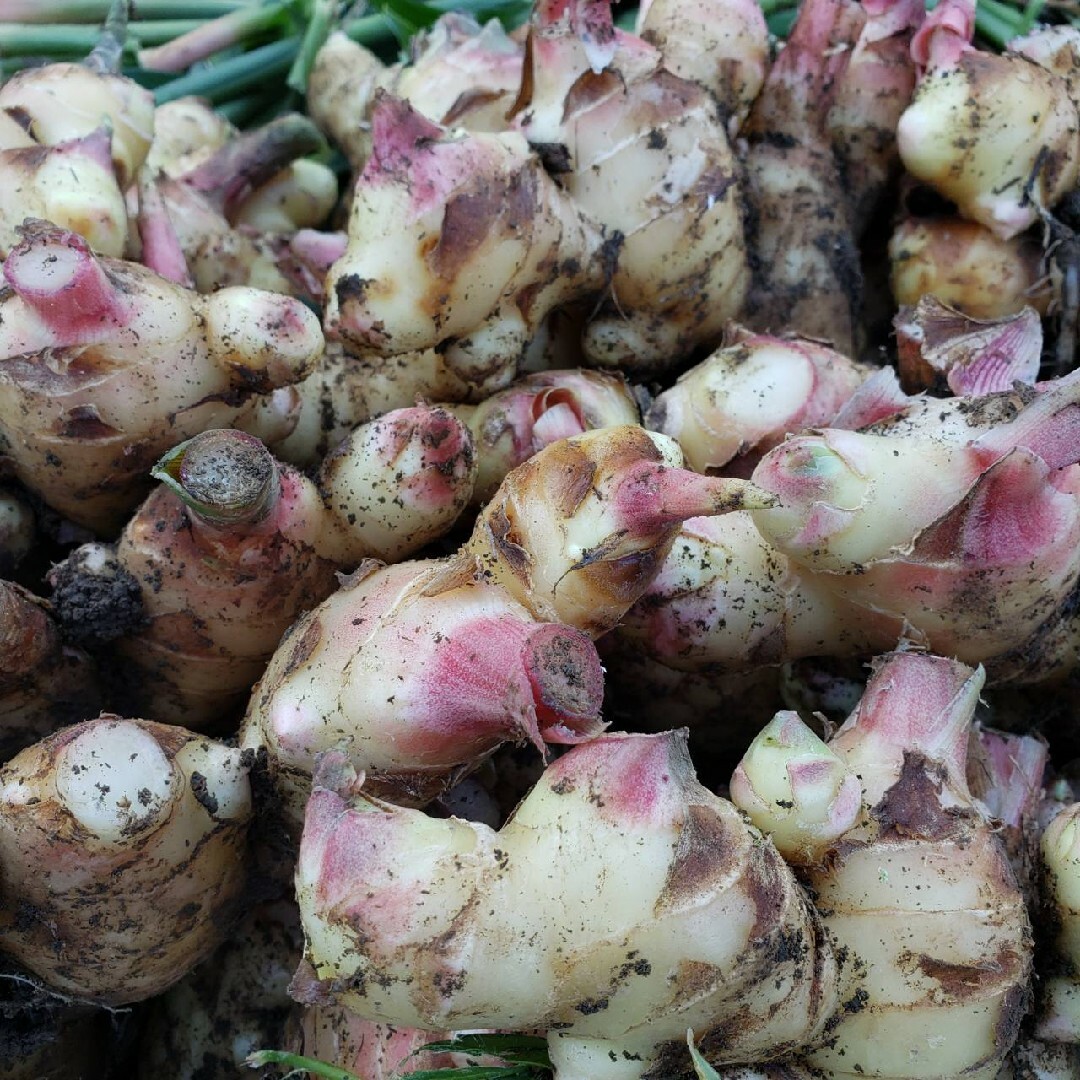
[910,0,975,72]
[241,557,606,825]
[730,711,863,865]
[828,651,984,801]
[829,365,912,429]
[135,167,193,287]
[314,403,477,564]
[799,650,1032,1080]
[453,369,640,503]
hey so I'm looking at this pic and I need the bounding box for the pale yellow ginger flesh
[897,50,1080,240]
[294,731,839,1079]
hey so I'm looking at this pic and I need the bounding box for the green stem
[138,0,293,73]
[287,0,336,94]
[0,20,210,52]
[152,34,301,104]
[245,1050,362,1080]
[342,11,398,43]
[216,88,285,126]
[1,0,246,21]
[974,0,1026,47]
[766,6,798,36]
[1019,0,1047,35]
[758,0,794,14]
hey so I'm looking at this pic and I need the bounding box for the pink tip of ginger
[836,651,980,782]
[3,221,128,342]
[69,124,116,172]
[366,92,447,181]
[542,729,696,828]
[531,388,588,447]
[910,0,974,69]
[524,622,606,743]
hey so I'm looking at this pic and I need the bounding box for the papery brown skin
[463,425,767,636]
[325,93,608,386]
[295,731,839,1079]
[0,221,323,534]
[797,652,1032,1080]
[240,556,606,827]
[138,901,304,1079]
[0,716,252,1005]
[449,368,641,504]
[0,128,128,257]
[740,0,864,356]
[0,60,154,187]
[894,298,1043,396]
[515,0,749,376]
[889,217,1051,320]
[644,331,868,475]
[0,582,101,764]
[635,0,768,134]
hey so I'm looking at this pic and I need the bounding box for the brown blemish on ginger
[655,804,735,915]
[872,752,972,841]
